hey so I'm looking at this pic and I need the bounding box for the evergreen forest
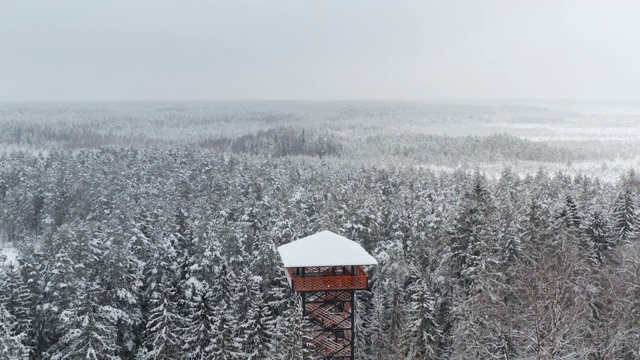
[1,145,640,359]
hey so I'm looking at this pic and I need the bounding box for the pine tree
[252,236,288,316]
[448,175,496,290]
[182,283,216,360]
[98,229,143,360]
[0,262,33,353]
[403,279,440,360]
[210,301,236,360]
[558,194,581,230]
[368,289,390,359]
[140,237,184,360]
[0,303,29,360]
[387,289,406,357]
[206,257,237,359]
[273,296,314,360]
[235,275,275,360]
[48,285,119,360]
[36,227,79,355]
[552,194,583,253]
[142,296,183,360]
[583,209,615,265]
[353,290,374,360]
[612,188,639,243]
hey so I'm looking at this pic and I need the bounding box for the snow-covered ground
[1,244,19,264]
[481,122,640,142]
[0,227,19,264]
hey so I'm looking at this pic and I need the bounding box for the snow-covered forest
[1,102,640,359]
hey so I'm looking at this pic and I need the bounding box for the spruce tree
[140,237,184,360]
[0,262,33,353]
[48,285,119,360]
[235,275,275,360]
[612,188,639,243]
[0,303,29,360]
[403,279,440,360]
[182,283,216,360]
[272,296,313,360]
[210,300,235,360]
[142,296,183,360]
[448,175,496,290]
[583,209,615,265]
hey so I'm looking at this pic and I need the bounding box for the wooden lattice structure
[278,231,377,360]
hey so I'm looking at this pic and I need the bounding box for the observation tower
[278,230,377,359]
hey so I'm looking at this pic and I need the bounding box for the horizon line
[2,98,640,104]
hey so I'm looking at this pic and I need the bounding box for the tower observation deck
[278,231,377,359]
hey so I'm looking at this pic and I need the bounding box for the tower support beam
[302,289,356,360]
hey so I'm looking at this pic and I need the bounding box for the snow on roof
[277,230,378,267]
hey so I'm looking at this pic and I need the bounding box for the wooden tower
[278,231,377,359]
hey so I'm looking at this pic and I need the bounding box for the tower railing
[285,265,369,292]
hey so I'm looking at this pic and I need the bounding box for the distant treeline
[0,123,342,158]
[367,133,583,164]
[0,124,158,149]
[197,127,343,158]
[0,120,585,165]
[1,103,632,164]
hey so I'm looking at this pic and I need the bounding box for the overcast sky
[2,1,640,102]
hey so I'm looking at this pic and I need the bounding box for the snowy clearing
[1,242,19,264]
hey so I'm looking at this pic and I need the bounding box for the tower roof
[277,230,378,268]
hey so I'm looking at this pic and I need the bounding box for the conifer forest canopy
[1,101,640,359]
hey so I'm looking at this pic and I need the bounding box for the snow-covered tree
[612,188,640,243]
[402,278,440,360]
[582,209,615,265]
[235,275,275,360]
[47,286,119,360]
[182,283,216,360]
[0,303,29,360]
[0,262,32,351]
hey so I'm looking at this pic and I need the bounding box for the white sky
[2,0,640,101]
